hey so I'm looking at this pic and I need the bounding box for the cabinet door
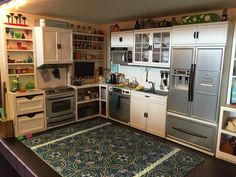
[111,32,133,47]
[43,29,58,62]
[130,96,146,130]
[197,23,227,44]
[147,100,166,137]
[134,32,151,63]
[172,26,197,45]
[58,31,72,62]
[152,31,170,66]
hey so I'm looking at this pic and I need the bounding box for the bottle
[134,20,140,29]
[222,9,228,21]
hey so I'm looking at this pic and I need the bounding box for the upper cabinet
[172,22,228,45]
[133,28,171,68]
[111,31,133,47]
[35,27,73,67]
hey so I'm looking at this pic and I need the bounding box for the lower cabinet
[7,91,46,137]
[130,91,167,138]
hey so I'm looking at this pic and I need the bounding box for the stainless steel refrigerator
[166,47,224,154]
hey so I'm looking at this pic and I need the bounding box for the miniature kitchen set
[0,9,236,165]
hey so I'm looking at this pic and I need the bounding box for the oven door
[46,94,75,118]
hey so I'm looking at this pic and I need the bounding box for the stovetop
[43,86,75,95]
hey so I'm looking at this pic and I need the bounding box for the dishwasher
[109,86,130,124]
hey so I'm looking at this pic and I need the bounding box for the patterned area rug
[22,118,203,177]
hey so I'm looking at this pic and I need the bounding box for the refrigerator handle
[188,64,193,101]
[190,64,196,102]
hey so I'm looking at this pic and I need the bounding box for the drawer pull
[145,95,150,98]
[24,95,36,100]
[172,126,207,139]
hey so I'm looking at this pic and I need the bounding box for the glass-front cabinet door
[133,29,170,67]
[152,32,170,66]
[134,32,151,63]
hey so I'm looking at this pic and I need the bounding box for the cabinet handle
[144,112,148,118]
[148,45,152,51]
[193,32,196,39]
[145,95,150,98]
[57,44,62,49]
[196,32,199,39]
[119,37,123,42]
[25,95,36,100]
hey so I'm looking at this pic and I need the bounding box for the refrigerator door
[190,48,223,123]
[168,48,194,116]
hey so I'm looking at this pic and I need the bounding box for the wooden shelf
[77,98,100,104]
[9,73,35,77]
[73,59,104,62]
[100,99,106,102]
[221,129,236,137]
[73,32,105,37]
[73,49,104,52]
[8,63,34,66]
[6,38,33,42]
[73,39,104,43]
[7,49,34,52]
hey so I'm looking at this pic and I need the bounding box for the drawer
[16,94,44,115]
[17,112,45,135]
[166,114,216,151]
[131,91,167,103]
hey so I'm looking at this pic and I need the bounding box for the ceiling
[15,0,236,24]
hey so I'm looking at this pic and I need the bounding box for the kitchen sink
[141,88,168,96]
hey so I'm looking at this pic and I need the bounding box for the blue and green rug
[22,118,203,177]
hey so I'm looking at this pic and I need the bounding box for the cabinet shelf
[6,38,33,42]
[8,63,34,66]
[7,49,34,52]
[100,99,106,102]
[73,32,105,37]
[77,98,100,104]
[9,73,35,77]
[221,129,236,137]
[74,59,104,62]
[73,39,104,43]
[73,49,104,52]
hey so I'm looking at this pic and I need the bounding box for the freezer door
[171,47,194,69]
[191,48,223,123]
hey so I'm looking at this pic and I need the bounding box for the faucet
[148,81,155,93]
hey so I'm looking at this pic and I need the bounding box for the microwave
[111,47,132,65]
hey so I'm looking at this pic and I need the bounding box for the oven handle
[46,95,75,101]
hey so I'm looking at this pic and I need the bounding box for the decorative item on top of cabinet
[133,29,171,68]
[216,105,236,164]
[3,25,36,92]
[73,32,105,63]
[34,26,73,67]
[172,21,228,45]
[5,13,28,26]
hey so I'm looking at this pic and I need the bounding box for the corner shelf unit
[72,32,106,65]
[72,84,108,121]
[3,25,36,92]
[216,105,236,164]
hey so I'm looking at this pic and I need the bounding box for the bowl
[15,33,21,39]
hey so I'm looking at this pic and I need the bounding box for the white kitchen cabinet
[35,27,73,66]
[111,31,133,47]
[172,22,228,45]
[130,91,167,137]
[7,91,46,137]
[133,28,171,68]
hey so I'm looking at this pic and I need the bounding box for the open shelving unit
[3,25,36,92]
[216,105,236,164]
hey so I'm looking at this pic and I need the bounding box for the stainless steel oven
[44,86,76,128]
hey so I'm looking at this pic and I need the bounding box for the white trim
[31,122,111,150]
[134,148,180,177]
